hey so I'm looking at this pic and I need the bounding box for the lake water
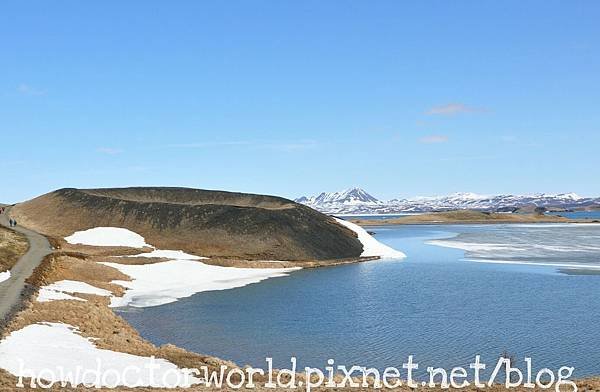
[338,214,418,220]
[547,211,600,220]
[121,223,600,379]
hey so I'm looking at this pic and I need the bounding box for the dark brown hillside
[11,187,363,261]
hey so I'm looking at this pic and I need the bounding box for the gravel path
[0,207,52,326]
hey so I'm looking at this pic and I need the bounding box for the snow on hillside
[296,188,599,214]
[37,280,113,303]
[65,227,150,248]
[62,227,299,308]
[334,218,406,259]
[104,259,298,308]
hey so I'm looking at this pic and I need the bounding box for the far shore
[350,210,600,226]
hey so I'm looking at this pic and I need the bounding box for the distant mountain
[295,188,600,214]
[297,187,380,206]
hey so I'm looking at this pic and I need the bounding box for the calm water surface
[121,224,600,379]
[547,211,600,220]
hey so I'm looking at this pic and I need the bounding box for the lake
[547,211,600,220]
[121,223,600,379]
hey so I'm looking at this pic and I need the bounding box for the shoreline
[0,221,391,389]
[349,211,600,226]
[354,219,600,226]
[2,221,600,390]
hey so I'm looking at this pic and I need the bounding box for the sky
[2,1,599,203]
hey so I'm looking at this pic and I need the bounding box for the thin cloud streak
[425,103,486,116]
[419,135,449,144]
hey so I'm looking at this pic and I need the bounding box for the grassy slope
[0,226,29,271]
[11,187,364,261]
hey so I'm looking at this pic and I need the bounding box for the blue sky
[2,1,599,203]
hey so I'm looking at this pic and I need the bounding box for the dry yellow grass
[0,226,28,272]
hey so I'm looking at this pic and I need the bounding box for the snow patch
[334,218,406,259]
[37,280,112,303]
[103,260,299,308]
[65,227,150,248]
[37,289,86,303]
[0,323,200,388]
[125,249,206,260]
[0,270,10,283]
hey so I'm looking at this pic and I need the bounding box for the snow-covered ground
[0,323,200,388]
[61,227,299,308]
[334,218,406,259]
[37,280,112,303]
[0,270,10,283]
[125,249,207,260]
[65,227,150,248]
[37,288,86,303]
[103,260,298,308]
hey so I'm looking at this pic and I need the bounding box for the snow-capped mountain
[295,188,599,214]
[296,187,380,206]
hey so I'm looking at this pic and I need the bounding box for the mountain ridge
[295,188,600,214]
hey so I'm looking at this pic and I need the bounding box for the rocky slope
[11,187,364,261]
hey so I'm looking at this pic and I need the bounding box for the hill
[11,187,364,261]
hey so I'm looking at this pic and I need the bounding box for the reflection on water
[121,224,600,379]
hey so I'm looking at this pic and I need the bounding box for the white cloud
[425,103,485,116]
[17,83,46,96]
[419,135,449,144]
